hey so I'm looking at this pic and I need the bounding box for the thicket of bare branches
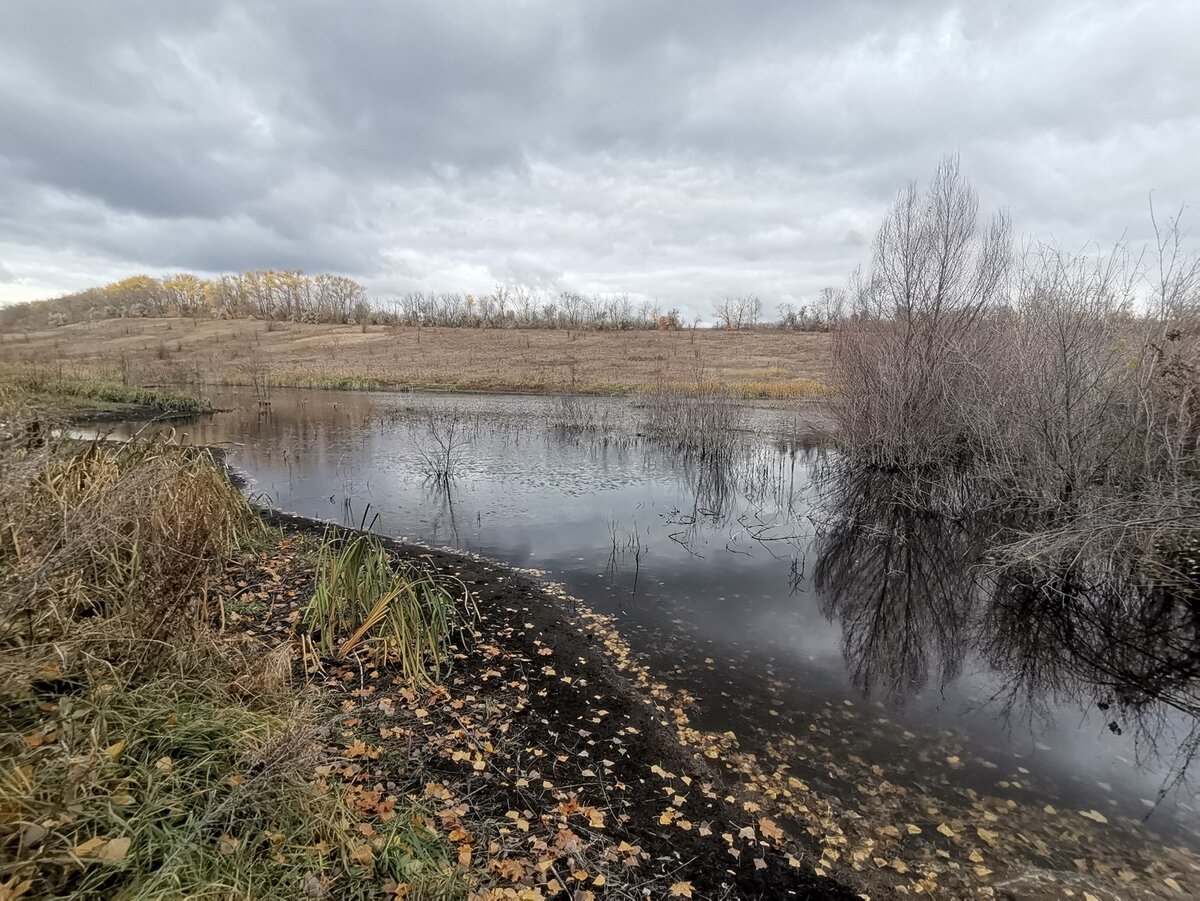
[831,156,1199,573]
[832,157,1012,465]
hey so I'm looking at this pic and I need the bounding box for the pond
[102,386,1200,856]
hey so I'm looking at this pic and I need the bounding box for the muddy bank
[245,509,858,899]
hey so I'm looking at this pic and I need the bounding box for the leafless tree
[831,155,1012,464]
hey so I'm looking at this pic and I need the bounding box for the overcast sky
[0,1,1195,314]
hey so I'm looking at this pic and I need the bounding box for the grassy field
[0,317,831,396]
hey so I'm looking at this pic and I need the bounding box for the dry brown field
[0,317,831,396]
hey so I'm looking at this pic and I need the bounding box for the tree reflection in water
[813,464,1200,792]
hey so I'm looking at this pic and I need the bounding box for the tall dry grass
[0,397,466,898]
[0,437,252,693]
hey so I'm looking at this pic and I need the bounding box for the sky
[0,0,1196,315]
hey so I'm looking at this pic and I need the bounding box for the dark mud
[241,509,860,899]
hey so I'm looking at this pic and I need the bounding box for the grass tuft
[303,529,477,685]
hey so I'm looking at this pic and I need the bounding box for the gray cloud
[0,0,1195,314]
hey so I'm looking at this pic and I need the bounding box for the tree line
[0,271,838,333]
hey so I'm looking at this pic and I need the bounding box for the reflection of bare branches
[984,560,1200,794]
[788,553,806,596]
[425,483,461,546]
[815,463,1200,792]
[814,471,978,702]
[606,519,645,596]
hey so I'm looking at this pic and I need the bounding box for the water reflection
[812,463,1200,800]
[813,469,979,702]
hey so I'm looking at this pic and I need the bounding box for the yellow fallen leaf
[974,866,993,879]
[905,823,921,835]
[669,881,694,898]
[1164,877,1183,893]
[74,837,106,857]
[1079,809,1108,824]
[758,817,784,841]
[105,740,125,761]
[936,823,955,838]
[99,836,131,861]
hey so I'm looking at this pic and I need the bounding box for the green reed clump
[304,530,476,685]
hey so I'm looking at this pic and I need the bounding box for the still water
[104,386,1200,849]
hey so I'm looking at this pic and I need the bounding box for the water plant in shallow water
[303,529,476,684]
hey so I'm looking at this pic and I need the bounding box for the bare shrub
[831,155,1012,466]
[410,409,470,484]
[831,158,1199,574]
[550,392,615,433]
[639,380,747,458]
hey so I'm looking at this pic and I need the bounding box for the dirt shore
[235,509,858,899]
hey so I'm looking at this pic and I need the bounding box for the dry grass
[0,317,831,395]
[0,390,467,899]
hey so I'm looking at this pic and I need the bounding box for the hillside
[0,317,831,396]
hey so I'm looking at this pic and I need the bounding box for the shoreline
[243,505,860,898]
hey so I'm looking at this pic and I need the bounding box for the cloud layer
[1,0,1196,313]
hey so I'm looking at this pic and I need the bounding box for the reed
[303,529,476,684]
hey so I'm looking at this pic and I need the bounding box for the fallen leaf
[669,881,694,898]
[74,837,106,857]
[758,817,784,841]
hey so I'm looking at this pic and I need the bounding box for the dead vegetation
[830,157,1200,579]
[0,318,830,397]
[0,390,468,898]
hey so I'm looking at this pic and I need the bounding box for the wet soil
[231,509,861,899]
